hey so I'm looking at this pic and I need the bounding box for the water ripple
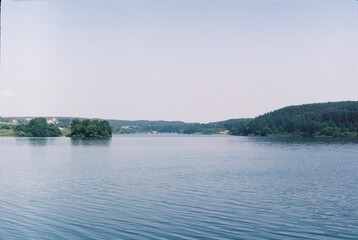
[1,136,357,239]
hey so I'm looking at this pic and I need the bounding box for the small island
[69,119,112,138]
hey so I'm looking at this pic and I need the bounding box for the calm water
[1,135,357,239]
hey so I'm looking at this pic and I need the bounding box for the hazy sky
[1,0,357,122]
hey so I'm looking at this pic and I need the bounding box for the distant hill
[229,101,358,137]
[107,119,248,134]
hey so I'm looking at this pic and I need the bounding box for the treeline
[4,101,358,138]
[109,120,187,133]
[229,101,358,137]
[8,118,112,138]
[14,118,62,137]
[110,119,248,134]
[180,119,250,134]
[70,119,112,138]
[1,117,246,135]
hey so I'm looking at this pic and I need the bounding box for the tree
[14,118,61,137]
[69,119,112,138]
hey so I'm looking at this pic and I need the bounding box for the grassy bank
[0,129,16,137]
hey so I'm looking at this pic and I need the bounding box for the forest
[229,101,358,137]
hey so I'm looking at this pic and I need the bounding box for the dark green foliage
[0,124,12,130]
[70,119,112,138]
[230,101,358,137]
[226,119,251,136]
[183,123,202,134]
[14,118,61,137]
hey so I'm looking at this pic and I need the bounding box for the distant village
[5,117,59,125]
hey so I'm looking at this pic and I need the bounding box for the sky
[0,0,357,123]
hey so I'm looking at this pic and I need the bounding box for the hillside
[108,119,248,134]
[229,101,358,137]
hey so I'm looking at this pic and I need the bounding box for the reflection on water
[13,137,112,147]
[15,137,53,146]
[28,138,50,146]
[70,137,111,146]
[248,136,358,146]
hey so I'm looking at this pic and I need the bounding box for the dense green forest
[229,101,358,137]
[70,119,112,138]
[14,118,62,137]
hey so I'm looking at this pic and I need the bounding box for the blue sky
[1,0,357,122]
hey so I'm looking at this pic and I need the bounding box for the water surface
[1,135,357,239]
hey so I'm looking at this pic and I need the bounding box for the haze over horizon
[0,0,357,123]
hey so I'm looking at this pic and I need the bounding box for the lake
[1,135,357,239]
